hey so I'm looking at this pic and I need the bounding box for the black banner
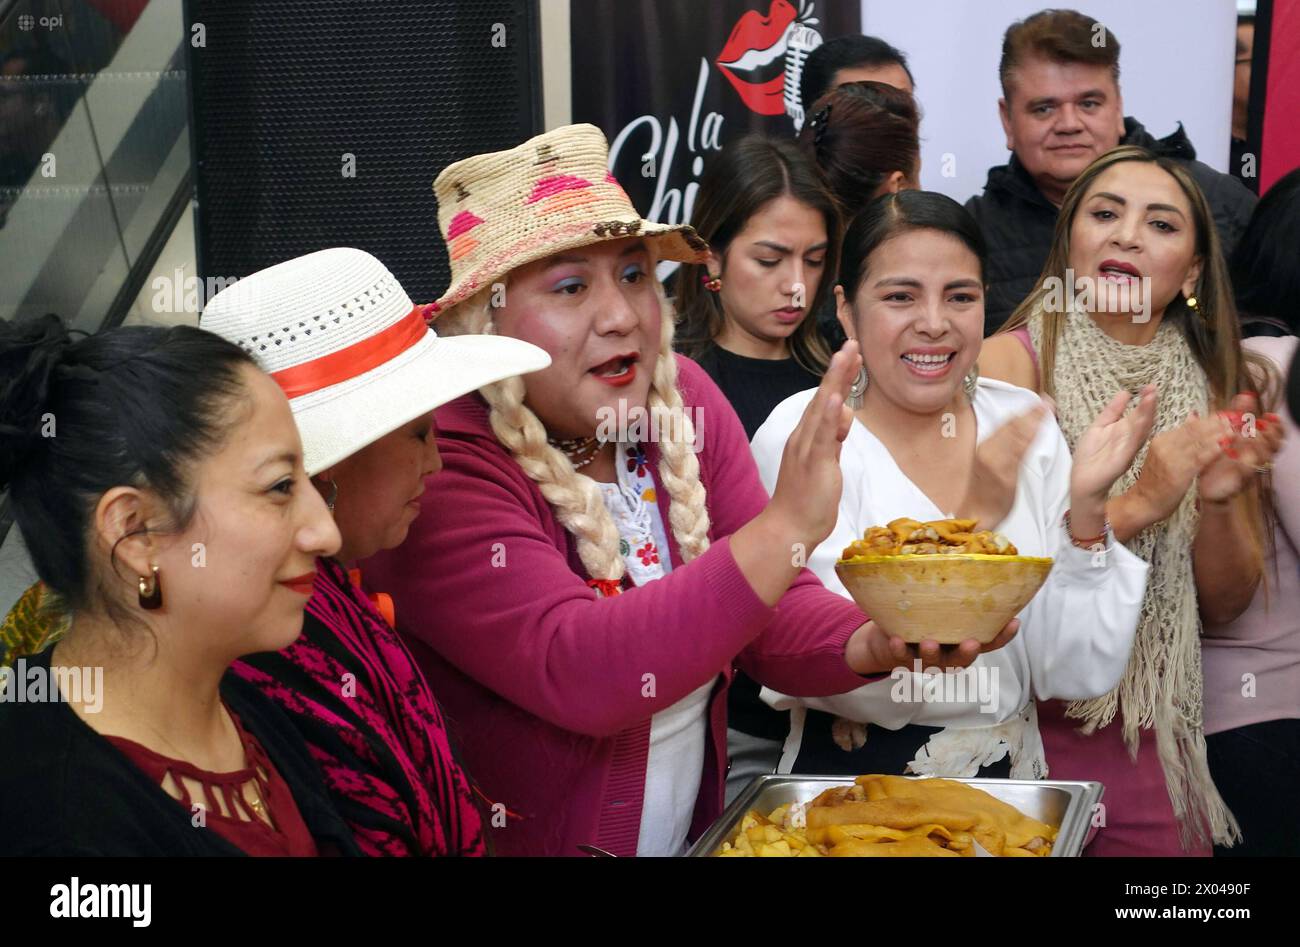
[569,0,861,234]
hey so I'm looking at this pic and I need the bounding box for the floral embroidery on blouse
[598,443,669,587]
[625,444,649,477]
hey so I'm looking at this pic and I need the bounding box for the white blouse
[596,445,713,857]
[749,377,1149,778]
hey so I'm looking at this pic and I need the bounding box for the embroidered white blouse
[748,377,1150,778]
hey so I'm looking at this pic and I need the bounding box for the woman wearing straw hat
[201,248,550,856]
[362,124,1020,857]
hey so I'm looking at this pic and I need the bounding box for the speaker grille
[186,0,541,303]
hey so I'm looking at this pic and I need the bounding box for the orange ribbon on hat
[348,568,396,628]
[270,306,429,399]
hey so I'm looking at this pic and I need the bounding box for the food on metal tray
[715,775,1057,857]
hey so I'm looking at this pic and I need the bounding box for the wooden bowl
[834,554,1053,644]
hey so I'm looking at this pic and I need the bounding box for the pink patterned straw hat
[427,123,710,316]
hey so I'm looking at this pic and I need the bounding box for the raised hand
[1071,384,1158,505]
[1129,412,1224,525]
[957,402,1048,529]
[766,340,861,549]
[730,341,861,607]
[1198,393,1285,503]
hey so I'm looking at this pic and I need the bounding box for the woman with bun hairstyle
[201,248,551,856]
[362,124,1021,857]
[799,79,921,213]
[0,316,360,855]
[798,79,922,350]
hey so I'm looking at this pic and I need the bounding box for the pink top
[1009,325,1040,379]
[361,355,877,856]
[1201,334,1300,735]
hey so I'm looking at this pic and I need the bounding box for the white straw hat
[200,247,550,475]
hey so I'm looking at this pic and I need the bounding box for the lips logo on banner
[715,0,823,127]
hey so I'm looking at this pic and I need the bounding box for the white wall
[859,0,1237,203]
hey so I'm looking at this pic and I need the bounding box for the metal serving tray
[686,775,1104,857]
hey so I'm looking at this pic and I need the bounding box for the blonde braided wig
[438,281,711,584]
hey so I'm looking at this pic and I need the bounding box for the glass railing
[0,0,189,333]
[0,0,191,595]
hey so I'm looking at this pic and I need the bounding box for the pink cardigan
[361,355,874,856]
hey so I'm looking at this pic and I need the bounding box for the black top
[692,343,821,440]
[965,117,1258,335]
[0,647,362,856]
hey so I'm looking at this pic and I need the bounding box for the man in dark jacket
[967,9,1257,334]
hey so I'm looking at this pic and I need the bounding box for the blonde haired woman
[981,146,1284,855]
[363,124,1018,856]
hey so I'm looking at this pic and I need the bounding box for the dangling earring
[963,363,980,400]
[138,565,162,610]
[703,273,722,292]
[1186,292,1206,322]
[847,365,868,409]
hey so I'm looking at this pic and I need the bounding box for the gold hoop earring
[138,565,162,610]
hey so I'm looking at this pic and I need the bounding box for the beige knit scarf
[1028,304,1240,849]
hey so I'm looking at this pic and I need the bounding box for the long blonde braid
[439,281,711,584]
[647,290,711,562]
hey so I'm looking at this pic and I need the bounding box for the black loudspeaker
[184,0,542,302]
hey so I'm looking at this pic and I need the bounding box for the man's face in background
[1233,21,1254,140]
[999,55,1126,206]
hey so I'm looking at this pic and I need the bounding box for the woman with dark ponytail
[0,314,361,855]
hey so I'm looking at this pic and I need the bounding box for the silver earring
[323,478,338,513]
[847,365,868,409]
[963,364,979,400]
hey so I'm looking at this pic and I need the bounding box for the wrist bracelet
[1063,508,1111,548]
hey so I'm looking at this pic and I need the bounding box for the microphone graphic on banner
[784,21,823,133]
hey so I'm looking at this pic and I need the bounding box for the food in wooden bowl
[834,517,1052,644]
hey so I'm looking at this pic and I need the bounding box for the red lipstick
[279,571,317,596]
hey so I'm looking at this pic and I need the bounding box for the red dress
[106,707,319,856]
